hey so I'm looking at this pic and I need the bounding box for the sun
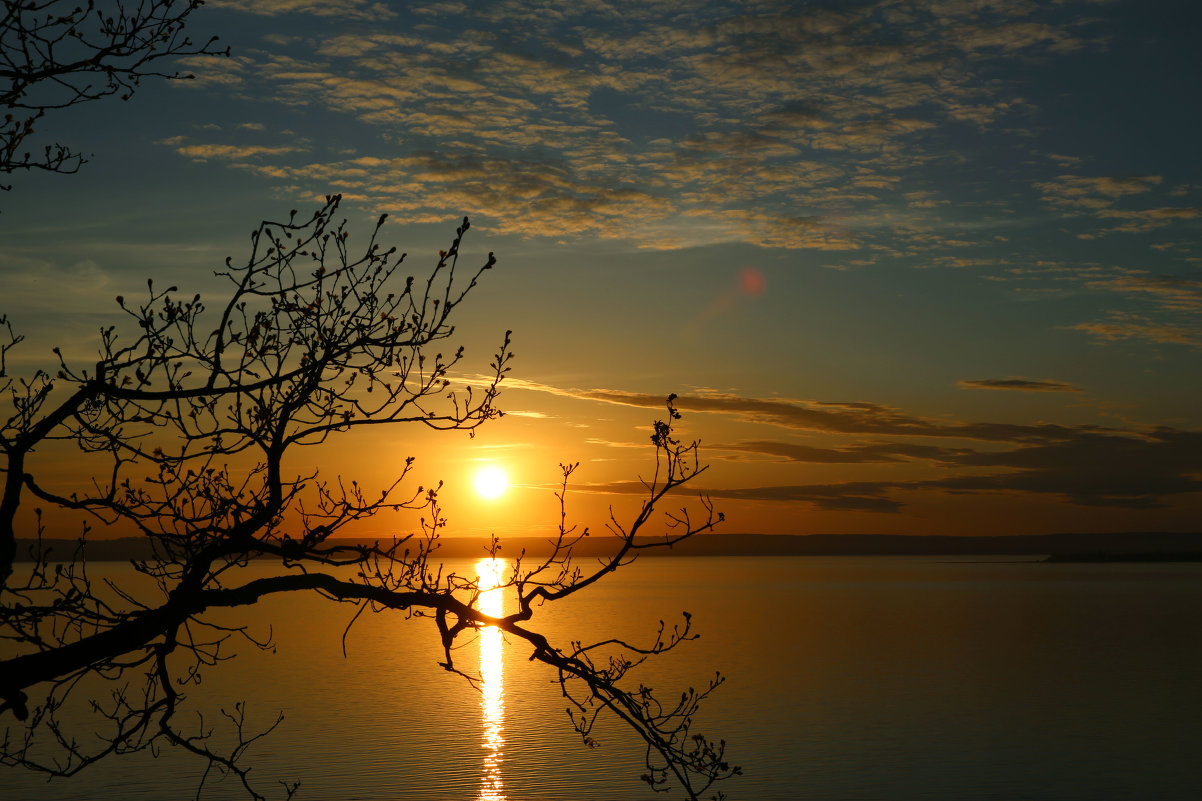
[473,466,509,500]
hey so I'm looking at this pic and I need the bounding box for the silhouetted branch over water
[1,201,738,800]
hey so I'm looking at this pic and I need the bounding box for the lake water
[4,556,1201,800]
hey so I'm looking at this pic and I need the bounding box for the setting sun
[473,466,509,500]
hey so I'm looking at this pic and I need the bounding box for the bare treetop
[1,0,226,186]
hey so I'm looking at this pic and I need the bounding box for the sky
[3,0,1202,539]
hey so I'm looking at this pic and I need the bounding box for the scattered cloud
[168,0,1121,251]
[175,54,252,87]
[1046,269,1202,349]
[989,257,1202,354]
[1070,313,1202,349]
[1085,271,1202,313]
[1098,206,1202,235]
[1036,174,1202,237]
[1036,175,1163,211]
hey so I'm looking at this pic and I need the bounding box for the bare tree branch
[0,0,227,188]
[1,203,737,800]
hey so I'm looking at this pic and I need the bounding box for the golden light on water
[477,558,506,801]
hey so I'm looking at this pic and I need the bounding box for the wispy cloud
[1048,269,1202,349]
[500,378,1116,443]
[958,378,1083,393]
[503,409,552,419]
[712,440,968,464]
[0,256,116,312]
[585,437,650,449]
[989,257,1202,354]
[1085,272,1202,313]
[610,428,1202,512]
[587,426,1202,511]
[499,377,1202,511]
[210,0,396,21]
[583,479,904,513]
[924,428,1202,508]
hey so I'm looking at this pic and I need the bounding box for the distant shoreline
[1043,551,1202,563]
[13,531,1202,562]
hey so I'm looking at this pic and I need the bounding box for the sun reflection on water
[477,558,506,801]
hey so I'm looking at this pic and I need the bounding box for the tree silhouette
[1,0,226,188]
[0,198,739,799]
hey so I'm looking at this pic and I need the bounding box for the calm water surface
[4,556,1201,800]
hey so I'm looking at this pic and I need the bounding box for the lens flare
[739,265,766,296]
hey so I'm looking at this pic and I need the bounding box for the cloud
[583,479,904,513]
[496,377,1202,511]
[0,257,118,316]
[210,0,396,20]
[958,377,1083,393]
[713,440,967,464]
[1052,269,1202,349]
[953,20,1078,54]
[925,428,1202,508]
[502,380,944,434]
[585,437,649,449]
[1036,175,1163,211]
[988,257,1202,355]
[500,378,1119,443]
[503,409,551,419]
[1070,314,1202,349]
[1086,271,1202,313]
[710,429,1202,510]
[1098,206,1202,235]
[703,483,903,513]
[167,0,1115,251]
[172,144,307,161]
[1035,174,1202,236]
[175,55,252,87]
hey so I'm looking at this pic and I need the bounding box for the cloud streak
[958,378,1083,393]
[583,479,904,513]
[499,378,1202,511]
[603,428,1202,512]
[500,378,1116,443]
